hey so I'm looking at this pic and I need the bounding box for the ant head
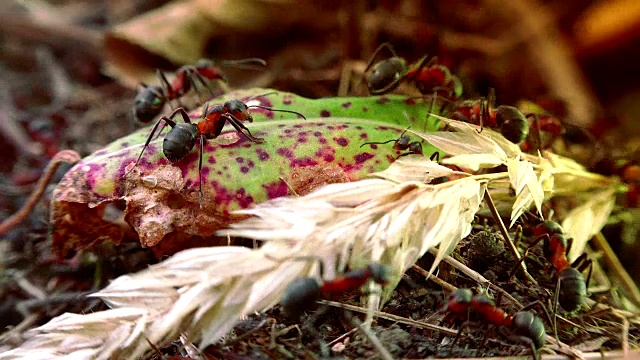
[224,99,253,122]
[365,58,407,94]
[445,289,472,313]
[367,263,389,285]
[396,135,411,148]
[494,106,529,144]
[536,220,564,235]
[134,85,166,122]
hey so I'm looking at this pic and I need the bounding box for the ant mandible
[359,128,423,158]
[450,88,531,145]
[126,97,306,207]
[280,262,389,320]
[131,58,267,124]
[364,43,462,100]
[443,288,547,357]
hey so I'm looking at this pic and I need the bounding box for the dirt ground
[1,1,639,359]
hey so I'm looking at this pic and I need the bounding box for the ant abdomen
[558,267,587,312]
[366,58,406,94]
[495,106,529,144]
[280,277,322,319]
[163,123,198,162]
[512,311,546,349]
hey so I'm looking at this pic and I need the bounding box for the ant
[364,43,462,100]
[280,262,389,320]
[592,157,640,207]
[359,128,423,158]
[450,88,530,145]
[519,219,592,313]
[442,288,547,358]
[132,58,267,124]
[126,97,306,207]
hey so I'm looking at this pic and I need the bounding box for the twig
[411,264,456,292]
[348,315,393,360]
[0,150,80,235]
[484,190,537,285]
[319,300,459,336]
[591,232,640,308]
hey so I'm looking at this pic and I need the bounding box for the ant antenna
[247,105,307,120]
[360,127,411,148]
[245,91,279,101]
[219,58,267,70]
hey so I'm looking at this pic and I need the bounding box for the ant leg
[364,42,399,73]
[166,107,193,124]
[572,254,593,289]
[224,115,264,142]
[125,117,177,176]
[449,321,471,356]
[506,235,549,283]
[157,69,185,109]
[198,135,205,209]
[429,151,441,162]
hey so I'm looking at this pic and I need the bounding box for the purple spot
[297,136,308,143]
[327,125,335,130]
[256,148,270,161]
[362,107,368,112]
[342,102,352,108]
[334,137,349,147]
[324,154,335,162]
[185,179,193,188]
[320,110,331,117]
[240,166,250,173]
[223,165,228,170]
[121,142,129,147]
[355,152,375,164]
[283,95,293,105]
[201,167,210,175]
[236,157,245,164]
[404,98,417,105]
[313,131,322,137]
[264,180,289,199]
[360,133,368,139]
[284,128,293,134]
[236,189,254,208]
[278,124,287,128]
[217,170,222,175]
[292,157,318,167]
[293,124,304,128]
[355,126,363,130]
[315,122,326,126]
[376,97,390,104]
[277,148,294,159]
[207,156,216,164]
[319,138,327,144]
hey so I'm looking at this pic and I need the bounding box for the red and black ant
[512,219,592,313]
[364,43,462,100]
[126,97,306,207]
[359,128,423,158]
[132,58,267,124]
[280,262,389,320]
[450,88,531,145]
[442,288,547,357]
